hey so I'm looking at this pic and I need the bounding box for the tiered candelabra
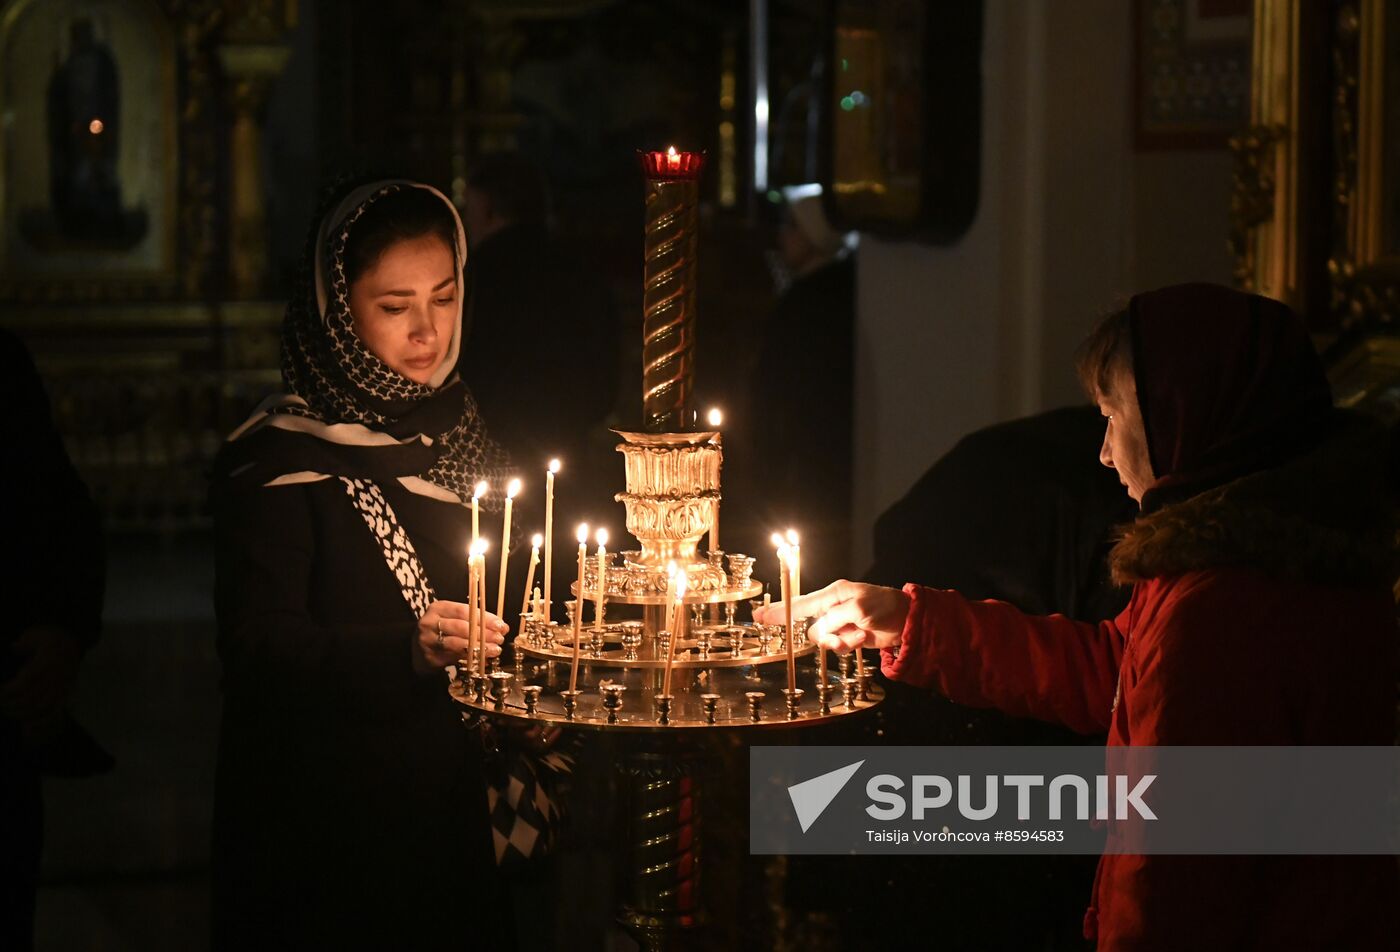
[449,146,882,949]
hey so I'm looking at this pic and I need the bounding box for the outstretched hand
[414,600,508,675]
[752,580,911,653]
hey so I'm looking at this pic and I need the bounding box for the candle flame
[470,538,487,557]
[595,527,609,547]
[667,560,678,578]
[576,523,590,543]
[506,477,522,499]
[473,480,489,499]
[667,145,678,156]
[531,533,544,548]
[675,572,688,595]
[548,458,561,474]
[707,407,723,427]
[771,531,785,548]
[786,528,800,545]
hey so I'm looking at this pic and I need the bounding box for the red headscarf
[1129,283,1334,512]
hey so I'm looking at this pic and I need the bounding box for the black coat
[212,472,503,950]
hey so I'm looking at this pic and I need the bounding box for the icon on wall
[0,0,176,294]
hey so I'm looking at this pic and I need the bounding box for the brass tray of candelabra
[453,618,883,730]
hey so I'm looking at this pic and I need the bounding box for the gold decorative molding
[218,42,291,299]
[1329,0,1400,333]
[1228,123,1285,289]
[1231,0,1306,308]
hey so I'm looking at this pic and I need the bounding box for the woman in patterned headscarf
[211,181,516,948]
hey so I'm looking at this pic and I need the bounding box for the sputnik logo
[787,760,865,832]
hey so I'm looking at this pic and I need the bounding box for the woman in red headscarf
[757,283,1398,950]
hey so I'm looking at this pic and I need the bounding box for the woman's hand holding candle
[412,600,506,675]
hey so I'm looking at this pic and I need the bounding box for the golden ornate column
[217,43,289,299]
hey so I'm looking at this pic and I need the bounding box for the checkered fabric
[345,477,571,866]
[484,740,576,865]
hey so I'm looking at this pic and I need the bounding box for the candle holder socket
[488,671,513,711]
[522,685,543,715]
[560,689,582,721]
[727,626,745,655]
[619,622,644,660]
[653,693,674,726]
[745,691,766,722]
[693,626,714,658]
[782,687,804,721]
[701,693,721,724]
[601,683,627,724]
[840,677,858,709]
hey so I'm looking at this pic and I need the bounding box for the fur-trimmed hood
[1110,414,1398,587]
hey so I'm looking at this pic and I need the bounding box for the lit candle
[662,571,687,697]
[666,144,680,172]
[778,542,796,692]
[594,527,609,631]
[495,477,520,622]
[474,547,485,674]
[520,533,542,622]
[707,407,723,552]
[471,480,489,546]
[671,571,688,646]
[786,529,801,599]
[663,561,678,645]
[468,538,486,673]
[568,523,589,693]
[465,539,477,669]
[543,459,560,623]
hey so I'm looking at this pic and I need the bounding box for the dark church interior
[2,0,1398,949]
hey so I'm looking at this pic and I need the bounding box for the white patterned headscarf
[221,181,510,506]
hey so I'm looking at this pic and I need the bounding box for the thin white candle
[663,561,678,646]
[520,533,542,622]
[778,543,795,692]
[475,539,489,674]
[568,523,588,693]
[467,538,486,673]
[786,528,801,599]
[467,554,477,672]
[707,407,723,552]
[543,459,560,624]
[594,527,609,631]
[471,480,489,546]
[495,478,520,621]
[662,570,687,697]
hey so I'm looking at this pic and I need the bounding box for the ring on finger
[435,620,444,646]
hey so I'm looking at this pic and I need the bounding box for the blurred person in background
[0,328,107,952]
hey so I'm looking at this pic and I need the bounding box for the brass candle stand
[448,427,883,950]
[449,147,882,951]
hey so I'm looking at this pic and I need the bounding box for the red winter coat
[883,421,1398,950]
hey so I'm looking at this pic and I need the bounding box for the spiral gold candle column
[639,150,706,432]
[618,750,703,948]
